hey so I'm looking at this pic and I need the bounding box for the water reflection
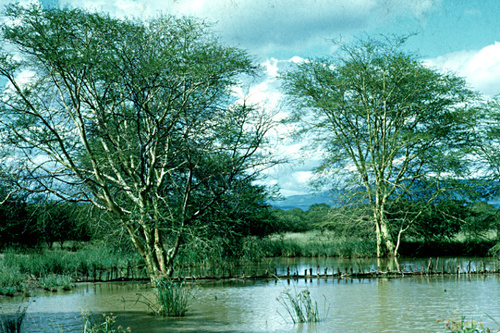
[1,258,500,332]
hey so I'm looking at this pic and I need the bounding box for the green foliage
[184,179,280,258]
[387,199,464,242]
[0,3,275,279]
[387,199,500,243]
[272,204,333,233]
[273,208,310,232]
[0,192,40,249]
[317,204,374,239]
[0,179,94,250]
[34,200,92,248]
[282,34,481,256]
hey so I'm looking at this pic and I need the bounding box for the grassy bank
[0,243,146,296]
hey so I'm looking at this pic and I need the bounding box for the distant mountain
[270,191,335,211]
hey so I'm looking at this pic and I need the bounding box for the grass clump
[134,278,193,317]
[38,274,74,292]
[0,305,28,333]
[0,264,28,296]
[153,278,192,317]
[277,286,322,324]
[438,313,500,332]
[81,311,131,333]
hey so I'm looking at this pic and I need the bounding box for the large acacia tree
[0,4,275,279]
[282,36,479,257]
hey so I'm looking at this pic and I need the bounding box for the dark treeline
[4,189,498,259]
[0,194,92,250]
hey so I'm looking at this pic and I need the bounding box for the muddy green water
[2,257,500,332]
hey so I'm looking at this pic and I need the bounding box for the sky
[4,0,500,197]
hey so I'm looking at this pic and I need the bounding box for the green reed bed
[246,232,376,259]
[38,274,74,292]
[0,245,146,296]
[0,263,27,296]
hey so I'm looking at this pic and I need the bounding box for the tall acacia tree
[0,4,276,279]
[282,35,479,257]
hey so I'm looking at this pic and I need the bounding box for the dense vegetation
[0,4,500,289]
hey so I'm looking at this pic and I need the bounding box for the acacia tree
[282,35,479,257]
[0,4,275,280]
[475,96,500,241]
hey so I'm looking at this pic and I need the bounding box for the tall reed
[277,287,322,324]
[0,305,27,333]
[154,278,192,317]
[132,278,193,317]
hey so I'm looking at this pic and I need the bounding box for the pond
[1,257,500,332]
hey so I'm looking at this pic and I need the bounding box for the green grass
[39,274,74,292]
[242,231,498,259]
[0,244,146,296]
[277,286,322,324]
[132,278,194,317]
[154,278,192,317]
[248,231,376,259]
[0,263,28,296]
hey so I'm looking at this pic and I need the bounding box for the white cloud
[425,42,500,97]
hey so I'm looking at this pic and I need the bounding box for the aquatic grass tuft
[438,313,500,332]
[133,278,193,317]
[0,305,28,333]
[81,310,131,333]
[153,278,192,317]
[277,286,322,324]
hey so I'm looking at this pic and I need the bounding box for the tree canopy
[0,4,276,279]
[281,35,480,257]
